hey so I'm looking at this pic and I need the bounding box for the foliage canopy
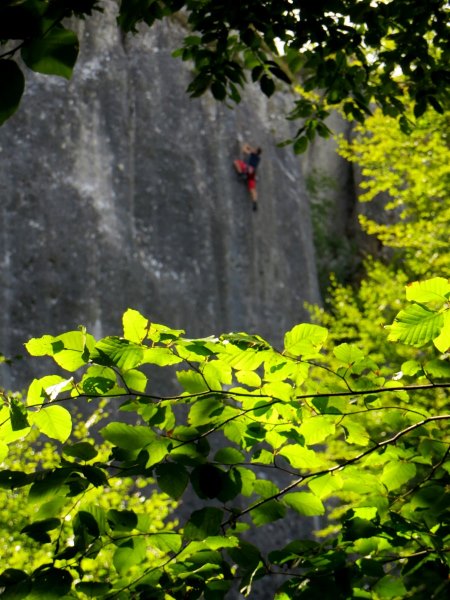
[1,0,449,147]
[0,282,449,598]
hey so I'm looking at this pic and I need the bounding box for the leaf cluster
[1,0,449,149]
[0,294,449,598]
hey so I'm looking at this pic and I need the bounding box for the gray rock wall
[0,3,322,388]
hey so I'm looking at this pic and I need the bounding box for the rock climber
[233,143,262,211]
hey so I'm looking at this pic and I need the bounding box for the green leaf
[122,368,147,392]
[27,375,71,406]
[405,277,450,303]
[236,370,261,388]
[184,507,224,541]
[284,323,328,357]
[190,464,226,499]
[142,347,182,366]
[75,582,112,597]
[0,568,31,598]
[52,331,95,371]
[107,509,138,531]
[424,358,450,379]
[31,405,72,443]
[81,465,108,487]
[91,337,144,371]
[145,437,172,468]
[30,567,73,598]
[0,442,7,462]
[0,406,31,443]
[283,492,325,516]
[188,396,225,426]
[28,469,70,503]
[381,461,416,491]
[433,311,450,353]
[308,473,343,499]
[176,369,209,393]
[21,26,79,79]
[401,360,423,377]
[260,74,275,97]
[342,420,371,446]
[113,537,146,575]
[333,343,365,365]
[155,462,189,499]
[251,499,286,525]
[300,416,335,445]
[373,575,407,599]
[122,308,149,343]
[148,532,183,553]
[25,331,95,371]
[21,518,60,543]
[388,304,444,347]
[0,469,33,490]
[0,59,25,125]
[293,135,308,154]
[100,422,154,450]
[9,398,29,431]
[214,447,245,465]
[63,442,98,461]
[279,445,325,469]
[25,334,54,356]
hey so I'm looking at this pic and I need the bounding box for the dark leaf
[0,60,25,125]
[183,507,224,541]
[21,26,79,79]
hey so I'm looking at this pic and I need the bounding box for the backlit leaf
[300,416,335,445]
[333,343,365,365]
[381,461,416,491]
[388,304,443,347]
[91,337,144,371]
[405,277,450,303]
[283,492,325,516]
[284,323,328,357]
[31,405,72,443]
[122,308,149,343]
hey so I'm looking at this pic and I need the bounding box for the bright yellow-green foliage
[0,406,177,589]
[311,108,450,371]
[0,300,449,599]
[339,108,450,276]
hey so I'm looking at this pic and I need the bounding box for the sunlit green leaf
[31,405,72,442]
[405,277,450,303]
[333,343,365,365]
[300,416,335,445]
[381,461,416,491]
[388,304,443,347]
[284,323,328,357]
[91,337,144,371]
[122,308,149,343]
[283,492,325,516]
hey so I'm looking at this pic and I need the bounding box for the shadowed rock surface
[0,3,326,388]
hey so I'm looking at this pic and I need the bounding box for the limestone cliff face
[0,3,324,386]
